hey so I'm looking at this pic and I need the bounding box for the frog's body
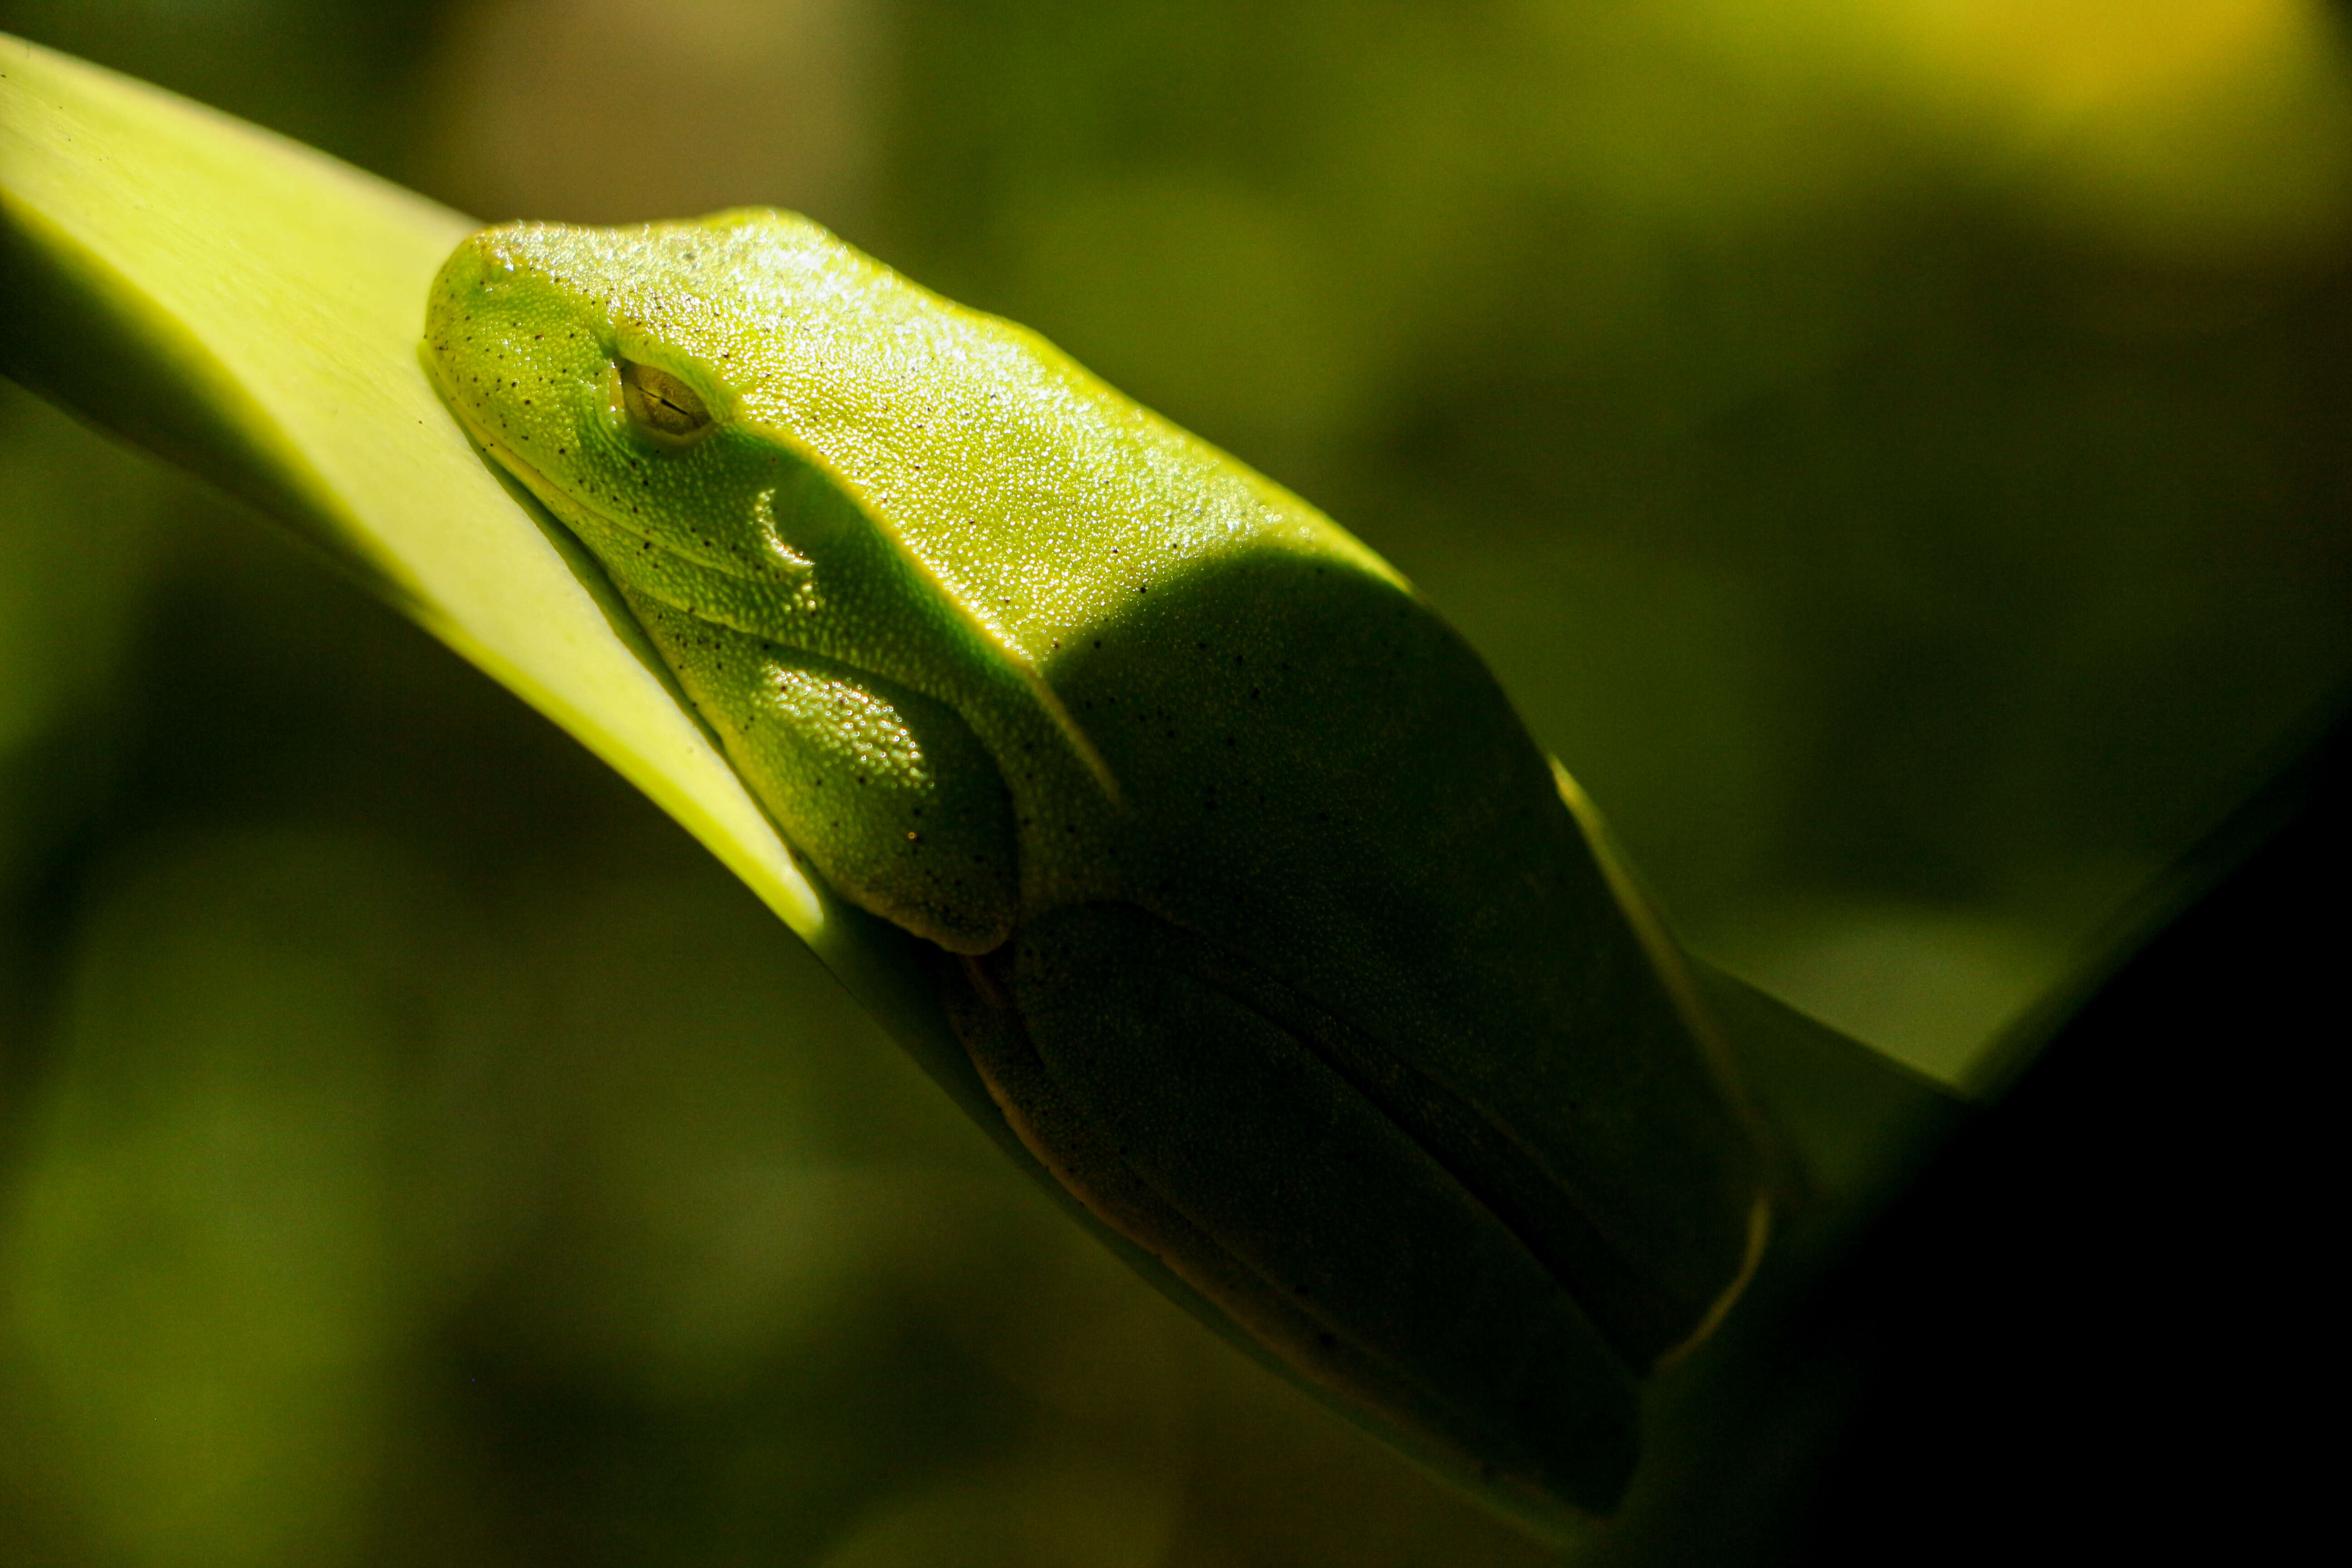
[426,211,1766,1518]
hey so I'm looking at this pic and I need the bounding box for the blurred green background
[3,2,2348,1563]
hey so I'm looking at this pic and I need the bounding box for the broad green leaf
[0,33,824,946]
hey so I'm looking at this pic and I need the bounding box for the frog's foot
[943,902,1641,1518]
[630,596,1019,953]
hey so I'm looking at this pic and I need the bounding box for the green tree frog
[425,210,1768,1519]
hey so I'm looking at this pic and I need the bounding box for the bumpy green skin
[425,211,1766,1516]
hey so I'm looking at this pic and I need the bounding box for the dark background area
[4,3,2347,1563]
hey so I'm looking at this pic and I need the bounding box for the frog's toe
[949,902,1640,1518]
[628,596,1020,953]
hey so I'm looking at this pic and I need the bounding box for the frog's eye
[618,358,714,442]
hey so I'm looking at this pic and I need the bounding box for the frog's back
[656,211,1401,679]
[709,222,1765,1331]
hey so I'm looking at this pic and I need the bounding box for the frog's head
[423,216,825,584]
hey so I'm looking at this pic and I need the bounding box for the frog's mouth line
[463,424,673,564]
[422,352,717,573]
[430,360,1127,813]
[453,408,823,593]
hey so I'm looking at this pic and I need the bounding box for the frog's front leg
[945,901,1641,1514]
[626,595,1019,954]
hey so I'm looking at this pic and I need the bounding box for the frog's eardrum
[425,210,1771,1524]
